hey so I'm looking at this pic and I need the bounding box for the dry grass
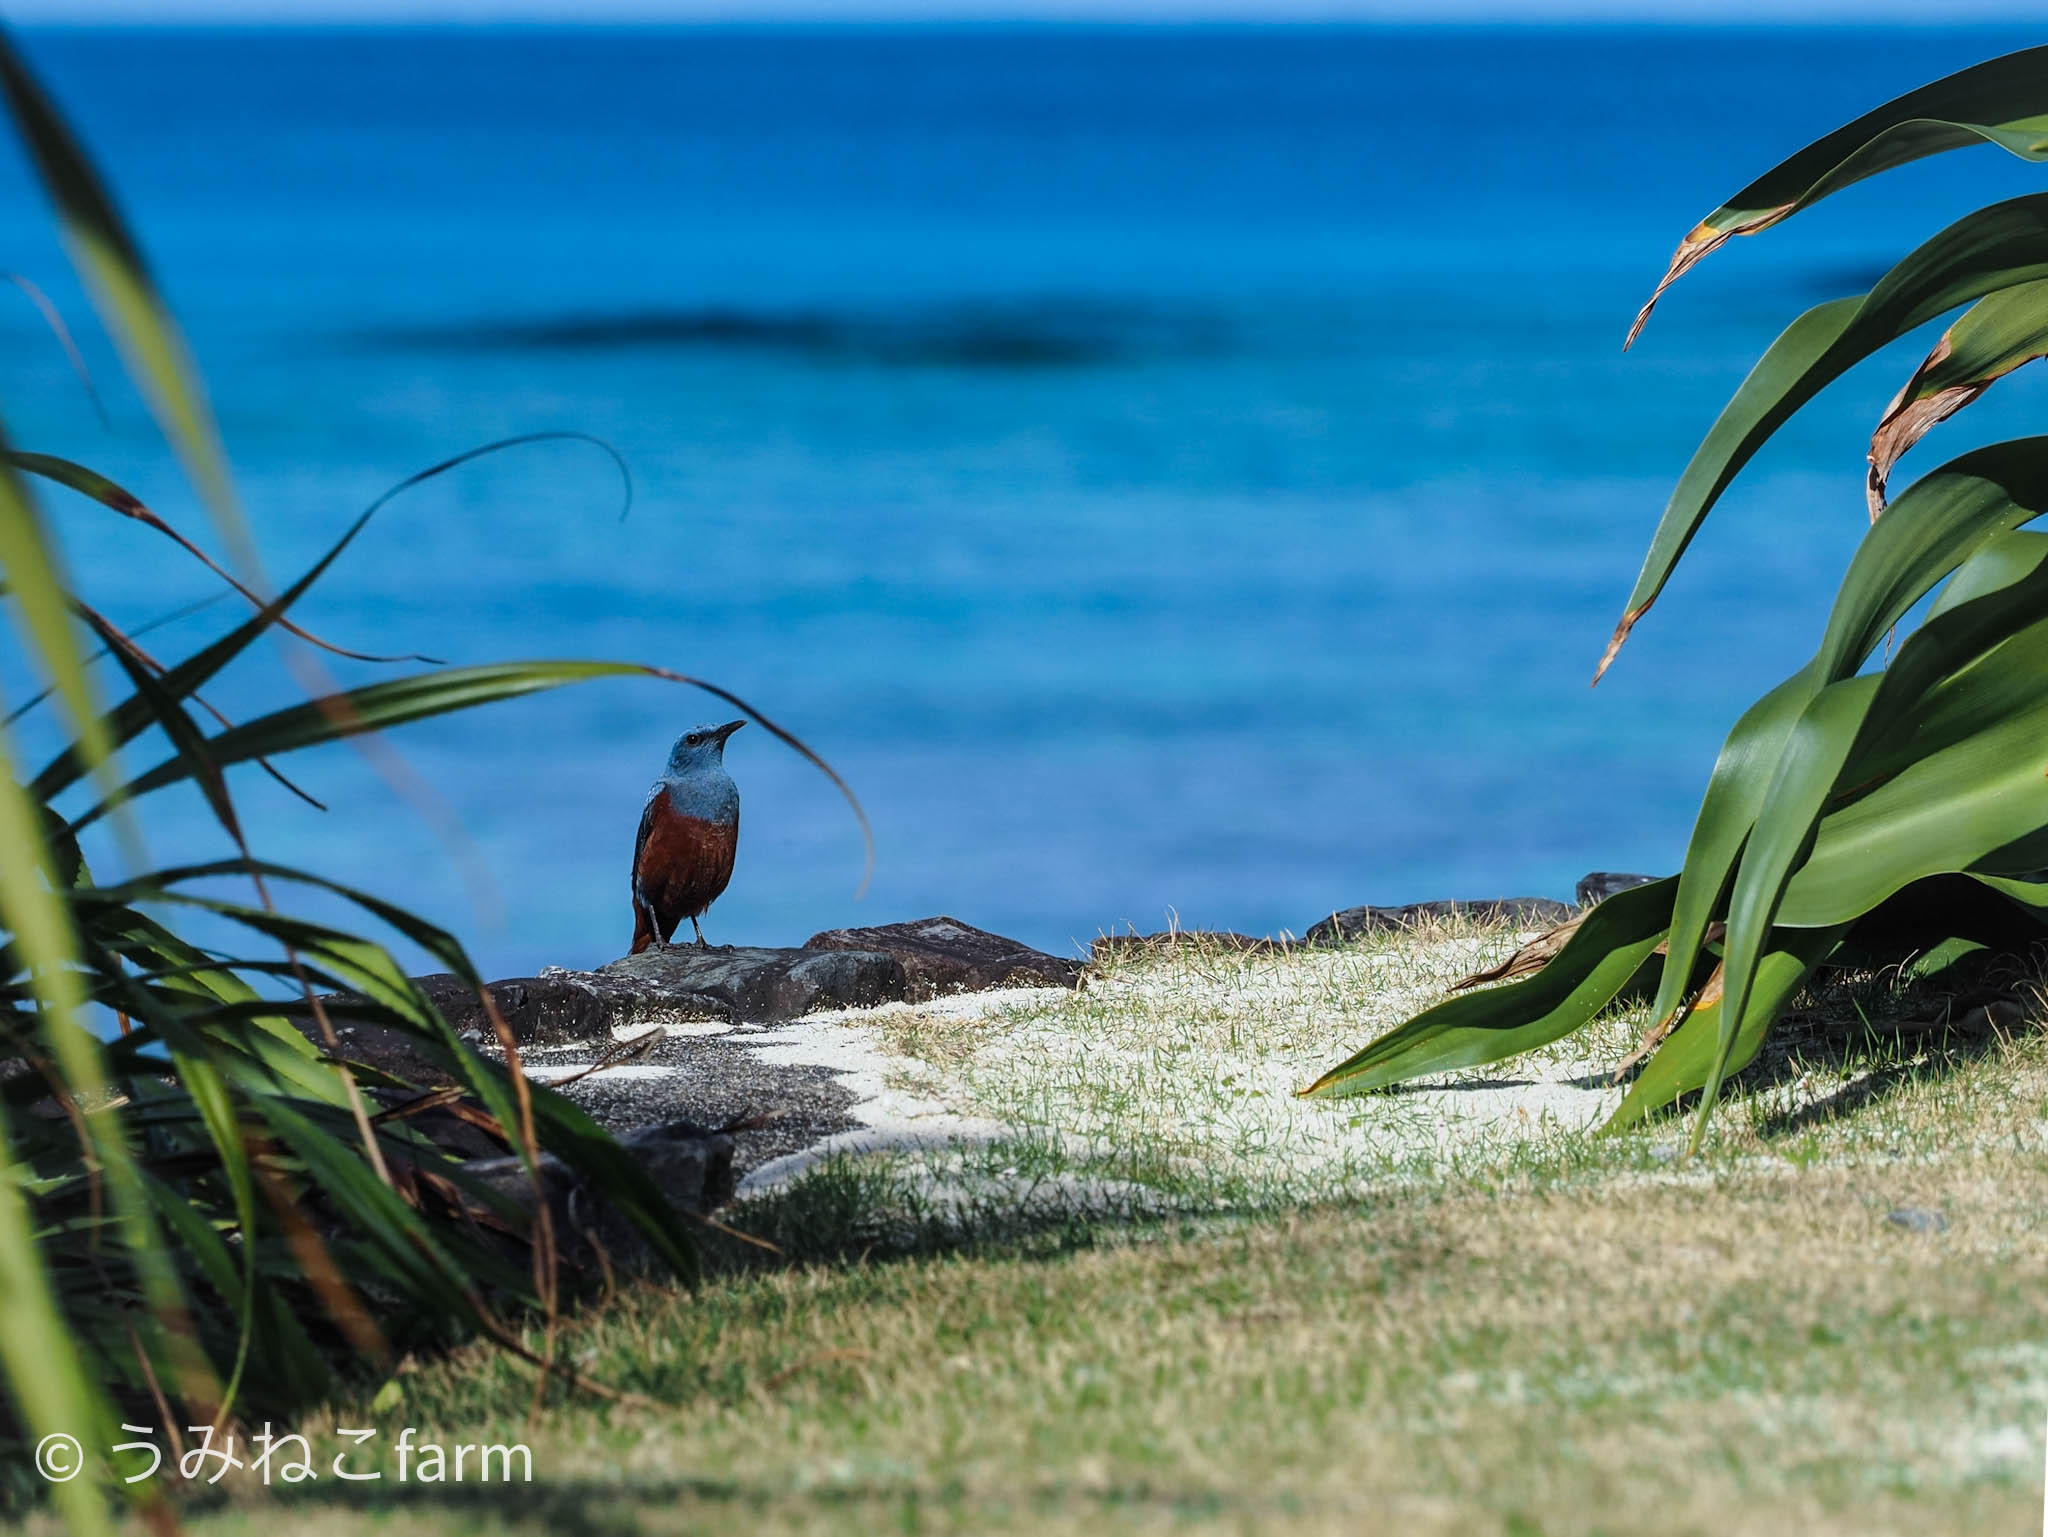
[100,922,2048,1536]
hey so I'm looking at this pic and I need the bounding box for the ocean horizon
[4,20,2043,979]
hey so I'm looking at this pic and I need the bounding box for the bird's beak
[714,719,746,745]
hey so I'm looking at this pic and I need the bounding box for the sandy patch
[519,924,1656,1210]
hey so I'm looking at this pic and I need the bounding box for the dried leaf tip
[1591,604,1647,687]
[1625,222,1731,350]
[1626,208,1795,351]
[1867,320,2047,521]
[1866,330,1958,521]
[1449,915,1581,991]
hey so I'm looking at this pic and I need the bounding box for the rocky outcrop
[805,916,1082,997]
[299,921,1073,1071]
[597,944,908,1023]
[413,969,727,1048]
[327,947,909,1054]
[1576,871,1661,908]
[295,969,731,1068]
[1305,897,1576,947]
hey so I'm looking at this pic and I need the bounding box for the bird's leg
[634,898,668,953]
[691,915,706,948]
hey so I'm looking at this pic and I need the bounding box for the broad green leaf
[1923,522,2048,618]
[1742,534,2048,933]
[1629,44,2048,344]
[1314,45,2048,1150]
[1601,194,2048,679]
[1698,675,1881,1152]
[1647,669,1812,1035]
[1300,877,1678,1097]
[1811,438,2048,683]
[1862,563,2048,749]
[1787,719,2048,924]
[1782,631,2048,927]
[1706,527,2048,1001]
[1607,922,1848,1133]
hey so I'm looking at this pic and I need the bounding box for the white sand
[523,927,1643,1211]
[729,931,1634,1204]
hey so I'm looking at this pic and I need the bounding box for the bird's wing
[630,785,663,898]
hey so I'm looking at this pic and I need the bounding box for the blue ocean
[4,23,2045,978]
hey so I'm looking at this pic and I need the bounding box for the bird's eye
[685,734,701,746]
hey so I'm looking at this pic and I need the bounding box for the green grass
[87,920,2048,1536]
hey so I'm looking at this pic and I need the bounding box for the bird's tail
[630,901,657,955]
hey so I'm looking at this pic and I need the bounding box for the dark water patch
[1797,262,1898,299]
[358,299,1237,369]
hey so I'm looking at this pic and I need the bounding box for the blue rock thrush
[630,720,744,952]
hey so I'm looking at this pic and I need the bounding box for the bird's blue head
[663,720,745,778]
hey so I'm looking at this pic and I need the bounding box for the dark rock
[597,944,909,1025]
[289,968,731,1067]
[404,1105,510,1161]
[1305,898,1577,948]
[461,1116,737,1272]
[415,969,730,1048]
[805,916,1082,998]
[299,1008,462,1087]
[1576,871,1661,909]
[1092,930,1298,961]
[536,1030,865,1177]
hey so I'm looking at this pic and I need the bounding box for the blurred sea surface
[5,23,2046,976]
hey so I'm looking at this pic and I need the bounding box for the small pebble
[1887,1206,1947,1234]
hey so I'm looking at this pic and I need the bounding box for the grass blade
[0,29,245,562]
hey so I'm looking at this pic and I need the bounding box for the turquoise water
[5,24,2045,976]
